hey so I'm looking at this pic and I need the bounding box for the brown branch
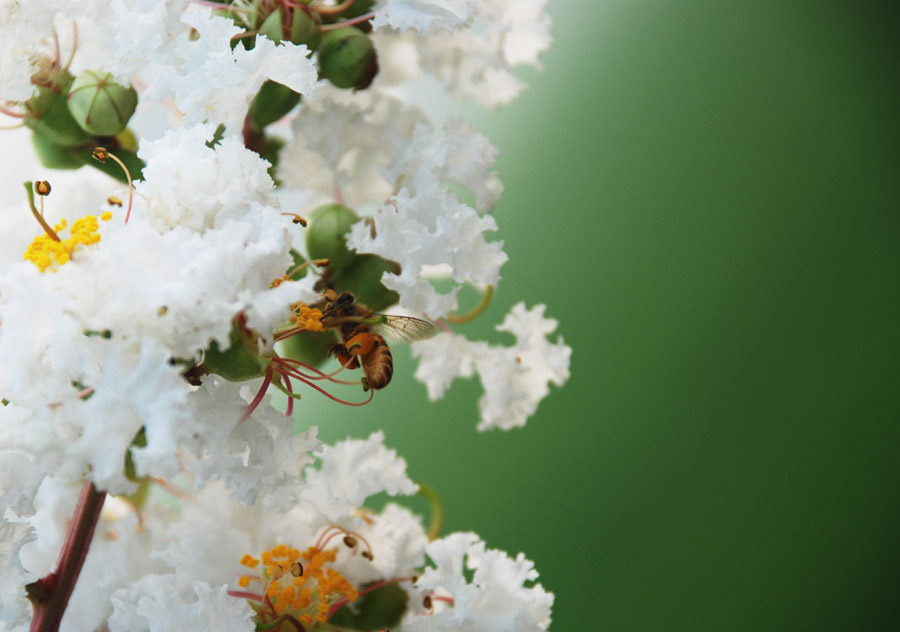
[27,482,107,632]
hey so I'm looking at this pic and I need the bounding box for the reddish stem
[318,12,374,31]
[226,590,264,602]
[27,482,107,632]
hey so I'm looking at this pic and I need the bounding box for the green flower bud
[258,8,285,43]
[248,80,301,130]
[333,255,400,312]
[31,134,85,170]
[278,329,335,369]
[66,70,138,136]
[317,27,378,90]
[290,9,321,50]
[305,203,361,275]
[24,73,91,147]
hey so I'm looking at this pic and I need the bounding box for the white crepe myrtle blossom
[0,0,567,630]
[371,0,552,107]
[413,303,571,431]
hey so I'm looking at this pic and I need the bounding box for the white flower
[100,0,191,86]
[0,1,564,629]
[146,9,320,133]
[0,518,36,629]
[178,380,322,511]
[413,303,571,430]
[374,0,552,108]
[108,578,255,632]
[405,532,553,632]
[0,1,99,101]
[281,91,426,209]
[301,430,419,523]
[135,124,278,232]
[347,186,506,319]
[373,0,473,34]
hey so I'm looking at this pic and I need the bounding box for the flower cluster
[0,1,566,631]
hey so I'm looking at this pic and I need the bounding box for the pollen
[290,302,324,332]
[238,542,358,626]
[23,214,102,272]
[100,211,113,221]
[346,332,376,356]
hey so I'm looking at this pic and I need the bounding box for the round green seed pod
[305,203,361,275]
[67,70,138,136]
[317,27,379,90]
[334,255,400,312]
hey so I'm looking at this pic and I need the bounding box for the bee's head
[332,292,356,309]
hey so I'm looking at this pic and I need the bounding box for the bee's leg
[330,344,359,369]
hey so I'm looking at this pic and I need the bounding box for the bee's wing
[373,314,438,343]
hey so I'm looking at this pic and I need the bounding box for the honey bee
[320,291,437,390]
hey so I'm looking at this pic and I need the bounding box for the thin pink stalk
[226,590,264,602]
[283,373,294,417]
[237,367,274,425]
[272,357,358,385]
[278,366,374,405]
[318,12,374,30]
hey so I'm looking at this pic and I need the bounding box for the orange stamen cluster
[238,543,358,627]
[24,213,112,272]
[289,302,324,332]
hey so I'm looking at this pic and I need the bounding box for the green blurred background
[303,1,900,629]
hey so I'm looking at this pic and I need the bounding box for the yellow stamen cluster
[290,302,324,332]
[23,213,112,272]
[239,544,358,627]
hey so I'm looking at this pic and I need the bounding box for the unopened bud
[67,70,138,136]
[24,72,91,148]
[333,254,400,312]
[290,8,321,50]
[317,27,379,90]
[258,8,285,43]
[305,203,360,274]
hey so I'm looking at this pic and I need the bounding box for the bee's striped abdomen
[360,334,393,390]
